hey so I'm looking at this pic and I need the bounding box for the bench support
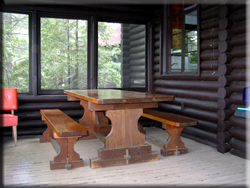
[161,123,188,156]
[50,136,83,170]
[40,121,84,170]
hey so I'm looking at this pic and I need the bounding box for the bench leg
[50,137,84,170]
[161,123,188,156]
[40,125,53,143]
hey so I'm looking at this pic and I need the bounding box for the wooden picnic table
[64,89,174,168]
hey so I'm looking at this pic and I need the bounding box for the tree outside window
[2,13,29,93]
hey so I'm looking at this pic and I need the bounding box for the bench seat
[141,109,197,156]
[40,109,88,170]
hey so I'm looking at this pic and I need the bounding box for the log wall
[153,4,247,158]
[121,24,146,88]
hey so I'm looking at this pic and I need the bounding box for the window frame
[161,3,200,77]
[96,18,149,91]
[37,13,90,95]
[2,6,152,95]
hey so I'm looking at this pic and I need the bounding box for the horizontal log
[154,80,219,91]
[154,40,160,48]
[229,115,246,129]
[217,109,232,121]
[230,69,246,81]
[230,57,246,69]
[219,29,233,41]
[201,60,219,70]
[218,76,232,87]
[217,142,231,153]
[159,103,218,122]
[231,45,246,58]
[18,95,67,102]
[219,17,234,30]
[230,81,246,92]
[153,71,220,81]
[201,38,219,50]
[229,127,246,141]
[231,21,246,34]
[218,121,232,132]
[154,48,160,56]
[217,131,231,143]
[172,97,218,112]
[218,52,233,64]
[129,65,145,72]
[229,92,245,105]
[200,6,220,20]
[230,149,246,159]
[18,102,82,111]
[195,119,218,133]
[18,119,45,127]
[218,64,232,75]
[219,5,233,18]
[231,33,246,46]
[182,126,217,144]
[229,104,245,114]
[218,87,232,98]
[231,8,245,22]
[218,41,233,53]
[229,138,246,153]
[201,49,220,61]
[201,28,220,40]
[153,56,160,65]
[217,98,231,110]
[155,87,219,101]
[201,17,220,30]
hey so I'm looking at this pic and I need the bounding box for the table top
[64,89,174,105]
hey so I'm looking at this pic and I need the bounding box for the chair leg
[12,126,17,146]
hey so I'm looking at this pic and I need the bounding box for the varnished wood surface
[142,109,198,127]
[64,89,174,104]
[40,109,88,137]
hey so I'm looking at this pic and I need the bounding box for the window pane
[184,52,197,72]
[171,33,182,53]
[185,10,197,31]
[170,54,182,72]
[41,18,88,90]
[185,30,197,52]
[2,13,29,93]
[98,22,146,88]
[170,15,182,34]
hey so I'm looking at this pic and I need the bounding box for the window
[40,17,88,93]
[98,22,146,89]
[162,3,199,76]
[2,12,29,93]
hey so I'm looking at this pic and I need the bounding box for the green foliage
[98,22,121,88]
[2,13,29,93]
[3,14,122,92]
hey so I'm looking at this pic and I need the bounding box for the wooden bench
[141,109,197,156]
[40,109,89,170]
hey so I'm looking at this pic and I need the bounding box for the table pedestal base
[90,144,159,169]
[161,147,188,156]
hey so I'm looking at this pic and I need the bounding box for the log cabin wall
[121,24,146,88]
[152,3,247,158]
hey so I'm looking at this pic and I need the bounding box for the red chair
[0,88,18,146]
